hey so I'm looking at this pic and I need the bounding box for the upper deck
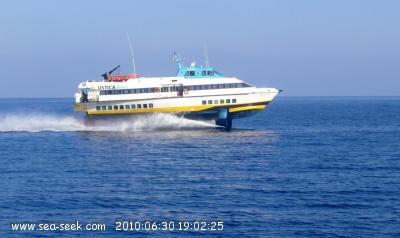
[173,52,226,79]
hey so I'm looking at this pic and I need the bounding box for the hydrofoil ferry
[74,53,281,128]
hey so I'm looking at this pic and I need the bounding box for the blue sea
[1,97,399,237]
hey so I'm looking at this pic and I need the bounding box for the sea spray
[0,113,217,132]
[0,114,84,132]
[92,113,217,131]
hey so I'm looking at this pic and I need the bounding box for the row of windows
[101,88,153,95]
[202,99,237,105]
[187,83,251,91]
[99,83,252,95]
[184,70,215,76]
[96,103,154,111]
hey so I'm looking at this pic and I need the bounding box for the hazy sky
[1,0,399,97]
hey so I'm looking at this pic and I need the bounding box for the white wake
[0,113,217,132]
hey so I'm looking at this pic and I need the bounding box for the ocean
[1,97,399,237]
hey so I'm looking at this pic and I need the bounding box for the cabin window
[114,105,118,110]
[220,99,225,104]
[202,100,206,105]
[202,71,214,76]
[214,99,218,104]
[108,90,113,95]
[96,106,101,111]
[241,83,252,87]
[119,105,124,110]
[108,105,113,110]
[225,84,230,88]
[226,99,231,103]
[143,104,148,108]
[208,100,213,104]
[206,85,212,89]
[232,99,237,103]
[101,106,107,110]
[131,104,136,109]
[125,105,130,109]
[137,104,142,109]
[184,71,195,76]
[124,90,129,94]
[201,85,207,90]
[149,103,153,108]
[212,84,219,89]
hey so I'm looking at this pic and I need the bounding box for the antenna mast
[126,33,136,74]
[203,43,209,76]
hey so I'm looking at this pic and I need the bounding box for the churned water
[1,97,399,237]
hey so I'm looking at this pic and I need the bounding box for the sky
[0,0,399,97]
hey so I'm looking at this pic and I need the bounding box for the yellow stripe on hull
[229,105,266,113]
